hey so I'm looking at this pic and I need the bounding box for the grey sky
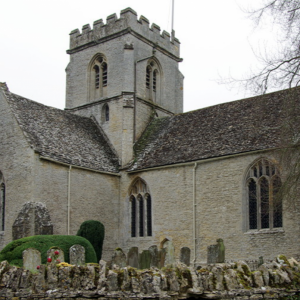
[1,0,270,112]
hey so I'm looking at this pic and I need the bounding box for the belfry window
[145,60,160,102]
[129,178,152,238]
[89,55,108,101]
[246,158,282,231]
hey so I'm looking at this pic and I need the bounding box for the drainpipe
[193,162,198,265]
[133,52,155,142]
[67,165,72,235]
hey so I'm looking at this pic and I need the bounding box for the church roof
[1,84,119,173]
[130,87,300,171]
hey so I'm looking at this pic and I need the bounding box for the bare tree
[239,0,300,94]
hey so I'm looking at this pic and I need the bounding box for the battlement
[68,7,180,58]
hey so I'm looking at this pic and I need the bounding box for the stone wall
[123,152,300,264]
[0,88,36,250]
[0,256,300,299]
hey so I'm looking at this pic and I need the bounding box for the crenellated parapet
[68,7,180,58]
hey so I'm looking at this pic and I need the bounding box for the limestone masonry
[0,7,300,266]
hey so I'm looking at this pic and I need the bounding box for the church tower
[65,8,184,166]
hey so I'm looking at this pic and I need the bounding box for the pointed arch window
[246,158,282,231]
[101,103,109,123]
[145,60,160,102]
[129,178,152,238]
[89,55,108,101]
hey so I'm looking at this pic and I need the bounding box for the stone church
[0,8,300,264]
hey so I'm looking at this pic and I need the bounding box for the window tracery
[129,178,152,238]
[145,60,160,102]
[246,158,282,231]
[89,55,108,101]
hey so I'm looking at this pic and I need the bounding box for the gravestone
[207,245,218,264]
[12,202,53,240]
[23,248,41,271]
[158,248,166,268]
[111,248,126,268]
[127,247,139,268]
[216,238,225,263]
[47,247,65,264]
[164,240,175,266]
[149,245,159,267]
[139,250,151,269]
[70,244,85,266]
[180,247,191,266]
[207,239,225,264]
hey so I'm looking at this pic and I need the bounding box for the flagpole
[171,0,175,42]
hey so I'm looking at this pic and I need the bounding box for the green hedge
[0,235,97,267]
[77,220,105,261]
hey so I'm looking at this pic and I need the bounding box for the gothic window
[102,103,109,123]
[0,172,5,231]
[145,60,160,102]
[130,196,136,237]
[246,158,282,231]
[129,178,152,238]
[89,55,108,101]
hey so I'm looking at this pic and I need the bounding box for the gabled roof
[130,87,300,171]
[1,83,119,173]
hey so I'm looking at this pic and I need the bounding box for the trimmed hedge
[0,235,97,267]
[77,220,105,261]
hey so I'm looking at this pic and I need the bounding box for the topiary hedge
[0,235,97,267]
[77,220,105,261]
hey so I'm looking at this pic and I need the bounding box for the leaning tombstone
[180,247,191,266]
[139,250,151,269]
[23,248,41,271]
[127,247,139,268]
[149,245,159,267]
[164,240,175,266]
[47,247,65,264]
[70,244,85,266]
[111,248,126,268]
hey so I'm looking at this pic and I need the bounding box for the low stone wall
[0,256,300,299]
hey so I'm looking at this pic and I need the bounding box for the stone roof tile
[130,87,300,171]
[2,86,119,173]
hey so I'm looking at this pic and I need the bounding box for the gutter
[39,156,121,177]
[127,147,280,174]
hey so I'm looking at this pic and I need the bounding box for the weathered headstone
[47,247,65,264]
[164,240,175,266]
[149,245,159,267]
[158,248,166,268]
[139,250,151,269]
[111,248,126,268]
[12,202,53,240]
[22,248,41,271]
[207,244,218,264]
[180,247,191,266]
[216,238,225,263]
[207,239,225,264]
[70,244,85,266]
[127,247,139,268]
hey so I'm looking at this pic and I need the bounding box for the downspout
[67,165,72,235]
[133,52,155,142]
[193,162,198,265]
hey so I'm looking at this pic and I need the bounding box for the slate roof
[130,87,300,171]
[1,84,119,173]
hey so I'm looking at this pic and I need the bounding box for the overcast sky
[1,0,271,112]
